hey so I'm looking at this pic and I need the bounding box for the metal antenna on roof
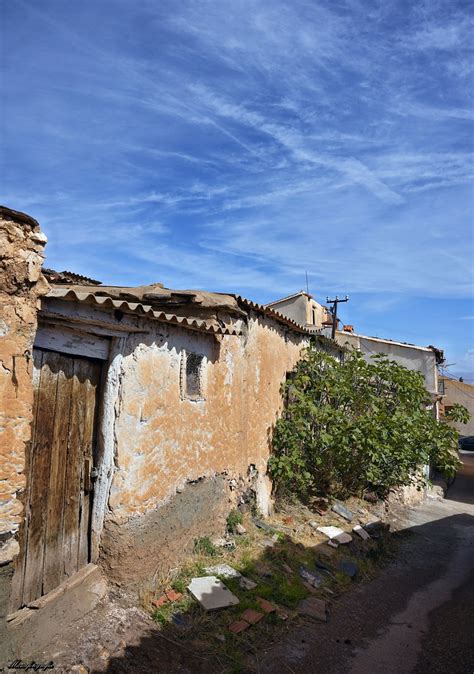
[305,271,309,294]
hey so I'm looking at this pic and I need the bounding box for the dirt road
[259,457,474,674]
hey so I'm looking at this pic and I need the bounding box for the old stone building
[0,206,343,657]
[0,207,49,658]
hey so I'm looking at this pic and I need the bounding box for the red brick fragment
[257,597,276,614]
[228,619,250,634]
[152,595,168,608]
[241,608,265,625]
[165,589,183,602]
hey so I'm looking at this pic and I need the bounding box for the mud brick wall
[0,207,48,566]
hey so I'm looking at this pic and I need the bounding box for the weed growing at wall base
[269,345,468,500]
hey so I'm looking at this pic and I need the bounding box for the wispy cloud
[1,0,473,373]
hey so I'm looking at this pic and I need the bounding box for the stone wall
[0,207,47,659]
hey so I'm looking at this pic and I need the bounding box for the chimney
[343,325,354,333]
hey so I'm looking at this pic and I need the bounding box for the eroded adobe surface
[0,206,48,565]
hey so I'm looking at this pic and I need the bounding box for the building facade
[1,207,345,657]
[439,376,474,436]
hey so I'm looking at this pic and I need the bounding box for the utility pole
[326,295,349,340]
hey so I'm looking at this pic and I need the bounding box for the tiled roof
[43,268,102,286]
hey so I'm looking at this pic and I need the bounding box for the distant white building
[266,291,330,331]
[267,291,444,399]
[334,330,443,398]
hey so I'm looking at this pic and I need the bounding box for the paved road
[261,455,474,674]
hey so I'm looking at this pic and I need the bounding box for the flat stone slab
[332,501,354,522]
[353,524,370,540]
[239,577,257,590]
[204,564,256,590]
[204,564,241,579]
[317,526,352,544]
[187,576,240,610]
[297,596,327,622]
[300,565,324,588]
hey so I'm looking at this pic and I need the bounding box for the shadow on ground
[445,452,474,505]
[89,506,474,674]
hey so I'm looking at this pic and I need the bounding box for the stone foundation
[100,475,230,587]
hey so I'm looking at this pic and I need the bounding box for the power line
[326,295,349,340]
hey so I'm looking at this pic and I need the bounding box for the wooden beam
[35,324,110,360]
[39,311,148,336]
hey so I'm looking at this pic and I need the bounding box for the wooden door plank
[62,358,86,578]
[21,350,60,605]
[10,350,44,610]
[63,357,101,577]
[42,353,74,594]
[77,360,101,569]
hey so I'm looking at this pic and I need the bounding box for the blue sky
[2,0,473,378]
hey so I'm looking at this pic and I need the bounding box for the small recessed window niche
[181,351,205,400]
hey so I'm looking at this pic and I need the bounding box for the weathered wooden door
[11,348,102,609]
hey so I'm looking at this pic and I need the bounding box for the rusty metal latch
[84,458,94,492]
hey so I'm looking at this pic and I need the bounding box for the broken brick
[257,597,276,614]
[240,608,265,624]
[152,595,168,608]
[165,589,183,602]
[228,619,250,634]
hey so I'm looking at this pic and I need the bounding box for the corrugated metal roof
[47,287,242,336]
[45,284,323,338]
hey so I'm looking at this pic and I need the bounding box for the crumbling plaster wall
[100,312,309,583]
[0,207,48,660]
[109,313,307,518]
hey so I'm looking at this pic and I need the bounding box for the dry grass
[138,497,390,673]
